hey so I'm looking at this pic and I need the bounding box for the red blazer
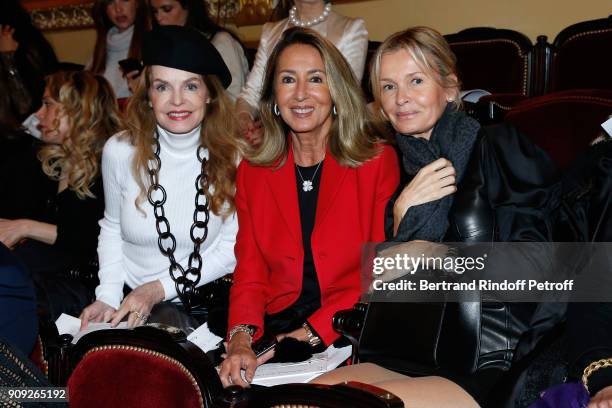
[228,144,399,345]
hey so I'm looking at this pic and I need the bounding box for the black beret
[142,25,232,89]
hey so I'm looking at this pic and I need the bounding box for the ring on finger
[131,311,149,322]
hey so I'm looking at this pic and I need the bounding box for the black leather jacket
[370,124,561,378]
[442,124,560,374]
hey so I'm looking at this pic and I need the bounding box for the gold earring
[379,107,388,120]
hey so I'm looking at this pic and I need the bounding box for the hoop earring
[273,103,280,116]
[332,105,337,116]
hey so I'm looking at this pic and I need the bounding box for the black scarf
[393,106,480,242]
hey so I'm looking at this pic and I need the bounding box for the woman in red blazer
[219,27,399,388]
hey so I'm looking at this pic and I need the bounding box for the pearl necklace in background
[289,3,332,27]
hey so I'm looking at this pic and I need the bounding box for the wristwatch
[302,322,322,347]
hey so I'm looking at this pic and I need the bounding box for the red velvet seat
[444,27,534,122]
[445,27,533,96]
[65,327,222,407]
[549,15,612,92]
[29,336,48,377]
[504,89,612,169]
[68,346,203,407]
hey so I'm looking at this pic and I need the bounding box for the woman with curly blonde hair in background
[0,70,121,320]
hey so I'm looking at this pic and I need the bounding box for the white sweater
[103,25,133,99]
[95,125,238,309]
[211,31,249,101]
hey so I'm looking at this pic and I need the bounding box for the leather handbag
[357,297,529,376]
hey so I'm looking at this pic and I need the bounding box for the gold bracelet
[582,358,612,393]
[302,323,321,347]
[228,324,255,343]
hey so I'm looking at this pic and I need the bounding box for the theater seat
[446,27,532,96]
[362,41,381,102]
[29,336,49,377]
[65,326,403,407]
[504,89,612,169]
[445,27,533,122]
[549,15,612,92]
[65,326,222,407]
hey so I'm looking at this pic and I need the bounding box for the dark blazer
[228,144,399,345]
[446,123,559,243]
[444,124,562,374]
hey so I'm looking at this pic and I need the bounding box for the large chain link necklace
[146,129,210,313]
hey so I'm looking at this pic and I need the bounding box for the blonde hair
[370,26,462,117]
[251,27,386,168]
[38,71,121,199]
[124,66,244,216]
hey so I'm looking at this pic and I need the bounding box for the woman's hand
[0,219,28,248]
[0,25,18,53]
[219,332,258,387]
[109,280,165,328]
[589,385,612,408]
[393,158,456,235]
[79,300,116,330]
[219,332,276,388]
[0,219,57,248]
[237,111,263,146]
[124,70,140,94]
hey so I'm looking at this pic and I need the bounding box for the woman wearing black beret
[80,26,244,332]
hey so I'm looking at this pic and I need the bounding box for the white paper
[55,313,82,337]
[186,323,223,353]
[251,345,352,386]
[21,113,41,139]
[602,117,612,138]
[55,313,129,344]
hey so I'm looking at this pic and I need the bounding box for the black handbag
[192,274,233,337]
[191,274,233,311]
[357,299,531,376]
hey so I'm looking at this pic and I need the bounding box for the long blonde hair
[124,66,243,216]
[252,27,386,168]
[370,26,462,117]
[38,70,121,199]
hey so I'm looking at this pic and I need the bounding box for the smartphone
[251,334,277,358]
[118,58,143,75]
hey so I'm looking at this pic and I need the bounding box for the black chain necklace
[146,129,210,312]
